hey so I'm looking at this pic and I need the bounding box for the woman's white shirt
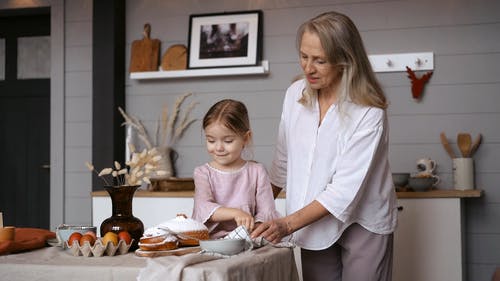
[269,79,398,250]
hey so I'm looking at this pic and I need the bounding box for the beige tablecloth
[0,245,299,281]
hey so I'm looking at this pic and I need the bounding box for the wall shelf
[130,52,433,80]
[130,60,269,80]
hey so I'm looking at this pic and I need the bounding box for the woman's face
[204,121,248,170]
[299,31,341,92]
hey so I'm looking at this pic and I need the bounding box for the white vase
[156,146,176,178]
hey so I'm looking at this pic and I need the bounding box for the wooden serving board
[129,23,160,72]
[135,246,201,257]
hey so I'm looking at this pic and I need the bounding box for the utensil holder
[453,158,475,190]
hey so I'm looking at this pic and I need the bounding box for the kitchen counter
[91,190,287,232]
[396,188,482,198]
[91,188,482,199]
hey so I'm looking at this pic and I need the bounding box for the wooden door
[0,9,50,228]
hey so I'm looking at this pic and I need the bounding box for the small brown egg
[79,233,96,246]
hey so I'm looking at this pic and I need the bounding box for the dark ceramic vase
[100,185,144,251]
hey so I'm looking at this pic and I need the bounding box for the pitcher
[416,157,437,175]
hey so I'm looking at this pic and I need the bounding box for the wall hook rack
[369,52,434,73]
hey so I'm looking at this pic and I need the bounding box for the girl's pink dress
[192,161,282,239]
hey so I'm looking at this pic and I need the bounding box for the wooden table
[0,245,299,281]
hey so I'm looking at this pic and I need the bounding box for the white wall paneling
[123,2,500,279]
[3,0,496,279]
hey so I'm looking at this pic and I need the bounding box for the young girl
[192,99,281,239]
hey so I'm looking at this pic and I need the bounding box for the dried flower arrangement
[118,93,198,178]
[85,145,167,186]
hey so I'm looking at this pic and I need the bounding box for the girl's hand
[209,207,257,231]
[232,209,255,231]
[250,218,290,244]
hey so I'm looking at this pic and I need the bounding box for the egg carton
[65,239,133,257]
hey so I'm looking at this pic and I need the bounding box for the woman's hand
[251,201,330,243]
[250,218,290,244]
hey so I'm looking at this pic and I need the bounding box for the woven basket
[148,178,195,191]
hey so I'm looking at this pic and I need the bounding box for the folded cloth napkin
[225,225,294,248]
[201,226,295,258]
[0,228,56,255]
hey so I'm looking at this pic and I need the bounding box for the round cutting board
[161,44,187,71]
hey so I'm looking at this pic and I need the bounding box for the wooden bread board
[135,246,201,257]
[161,44,187,71]
[129,23,160,72]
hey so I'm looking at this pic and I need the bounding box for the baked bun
[159,214,209,246]
[138,233,178,251]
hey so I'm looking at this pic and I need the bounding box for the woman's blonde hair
[296,11,387,109]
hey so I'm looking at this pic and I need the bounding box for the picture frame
[187,10,263,69]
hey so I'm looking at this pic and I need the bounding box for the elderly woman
[251,11,398,281]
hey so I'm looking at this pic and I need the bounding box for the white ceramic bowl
[199,238,246,255]
[56,225,97,248]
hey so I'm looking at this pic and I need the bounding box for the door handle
[40,164,50,169]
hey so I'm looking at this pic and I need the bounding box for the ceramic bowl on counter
[392,173,410,188]
[408,176,438,191]
[199,238,246,255]
[56,225,97,248]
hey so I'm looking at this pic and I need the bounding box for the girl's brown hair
[296,11,387,109]
[203,99,252,139]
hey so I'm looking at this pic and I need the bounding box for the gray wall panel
[66,46,92,71]
[6,0,493,278]
[66,122,91,147]
[66,96,92,122]
[65,71,92,97]
[65,21,92,46]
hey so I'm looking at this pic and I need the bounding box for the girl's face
[299,31,342,92]
[204,121,249,170]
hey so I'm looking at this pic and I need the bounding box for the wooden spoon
[440,132,456,159]
[469,133,482,157]
[457,133,472,158]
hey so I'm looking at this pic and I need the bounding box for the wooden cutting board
[161,44,188,71]
[135,246,201,257]
[129,23,160,72]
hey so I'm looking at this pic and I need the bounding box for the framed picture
[187,10,263,69]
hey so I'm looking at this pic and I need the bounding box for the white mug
[453,158,474,190]
[417,158,437,174]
